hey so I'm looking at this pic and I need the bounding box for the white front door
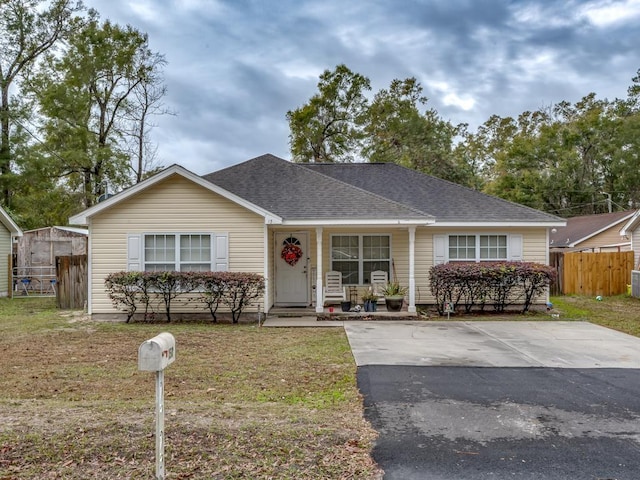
[275,232,309,306]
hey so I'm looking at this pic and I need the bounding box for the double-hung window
[143,233,212,272]
[331,234,391,284]
[448,234,508,262]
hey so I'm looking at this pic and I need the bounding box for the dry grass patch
[0,298,380,479]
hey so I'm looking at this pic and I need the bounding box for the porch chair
[370,270,388,303]
[323,270,346,305]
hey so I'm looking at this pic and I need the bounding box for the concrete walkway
[262,316,344,327]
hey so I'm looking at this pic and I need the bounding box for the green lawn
[0,298,379,479]
[2,294,638,478]
[550,294,640,337]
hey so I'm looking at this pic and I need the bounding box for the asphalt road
[347,322,640,480]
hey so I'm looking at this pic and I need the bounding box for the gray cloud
[86,0,640,174]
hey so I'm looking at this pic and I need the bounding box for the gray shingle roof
[202,154,430,221]
[302,162,564,223]
[202,154,564,224]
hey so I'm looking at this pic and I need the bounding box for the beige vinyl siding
[0,225,10,296]
[575,227,629,251]
[633,227,640,268]
[418,227,549,304]
[90,174,265,314]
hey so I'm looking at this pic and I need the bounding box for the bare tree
[124,52,174,183]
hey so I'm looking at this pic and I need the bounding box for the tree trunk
[0,85,11,205]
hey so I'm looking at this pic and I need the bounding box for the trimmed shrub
[429,262,557,314]
[192,271,226,322]
[105,271,144,323]
[104,271,265,323]
[219,272,265,324]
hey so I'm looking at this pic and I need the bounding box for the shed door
[275,232,308,306]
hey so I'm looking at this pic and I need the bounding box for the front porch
[269,226,422,315]
[267,306,419,323]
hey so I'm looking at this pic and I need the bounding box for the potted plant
[381,281,407,312]
[361,289,378,312]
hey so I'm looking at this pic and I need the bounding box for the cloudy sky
[86,0,640,175]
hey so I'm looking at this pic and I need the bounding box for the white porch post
[263,226,270,313]
[315,227,324,313]
[408,226,417,313]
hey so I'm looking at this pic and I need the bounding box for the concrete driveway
[345,320,640,368]
[345,321,640,480]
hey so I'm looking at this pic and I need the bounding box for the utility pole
[601,191,612,213]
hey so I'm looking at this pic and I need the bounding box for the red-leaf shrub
[429,262,556,314]
[104,271,265,323]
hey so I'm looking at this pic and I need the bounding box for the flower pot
[364,300,377,312]
[341,301,352,312]
[384,295,404,312]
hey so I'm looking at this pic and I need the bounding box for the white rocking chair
[371,270,388,303]
[323,270,346,305]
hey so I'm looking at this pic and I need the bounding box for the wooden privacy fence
[551,251,634,297]
[56,255,87,309]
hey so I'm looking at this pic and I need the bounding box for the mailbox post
[138,333,176,480]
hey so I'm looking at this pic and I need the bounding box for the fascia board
[281,218,434,226]
[621,210,640,236]
[433,221,567,228]
[0,208,22,236]
[69,164,283,225]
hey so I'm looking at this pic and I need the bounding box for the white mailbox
[138,332,176,372]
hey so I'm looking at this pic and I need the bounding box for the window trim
[446,233,512,262]
[330,233,392,285]
[143,232,214,272]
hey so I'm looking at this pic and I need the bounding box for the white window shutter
[214,234,229,271]
[127,234,142,271]
[510,234,523,261]
[433,234,446,265]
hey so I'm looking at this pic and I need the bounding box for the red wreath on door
[281,239,303,266]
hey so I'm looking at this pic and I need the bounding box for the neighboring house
[69,154,565,319]
[0,206,22,297]
[549,210,635,253]
[621,210,640,270]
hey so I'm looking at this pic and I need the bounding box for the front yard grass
[551,294,640,337]
[3,294,639,478]
[0,298,379,479]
